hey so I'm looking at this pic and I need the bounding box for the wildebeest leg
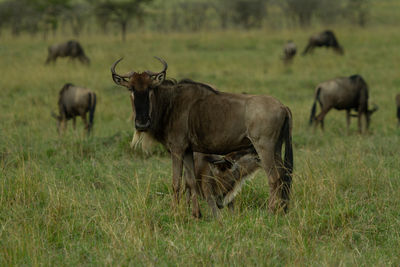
[357,113,363,134]
[184,182,191,208]
[60,120,67,135]
[183,152,202,218]
[346,110,351,134]
[171,152,183,206]
[315,107,331,131]
[201,177,220,218]
[254,140,282,213]
[72,117,77,130]
[81,114,89,134]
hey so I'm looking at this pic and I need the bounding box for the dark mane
[178,78,219,94]
[162,78,178,86]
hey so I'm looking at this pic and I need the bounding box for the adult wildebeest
[52,83,96,135]
[45,40,90,65]
[302,30,344,55]
[282,40,297,64]
[396,94,400,126]
[111,57,293,217]
[129,92,259,217]
[309,75,378,133]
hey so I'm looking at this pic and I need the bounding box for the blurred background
[0,0,397,41]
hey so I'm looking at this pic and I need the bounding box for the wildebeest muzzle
[135,118,151,131]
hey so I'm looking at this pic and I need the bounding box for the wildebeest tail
[281,107,293,211]
[397,106,400,124]
[309,87,321,125]
[88,92,96,134]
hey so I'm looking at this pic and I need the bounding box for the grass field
[1,21,400,265]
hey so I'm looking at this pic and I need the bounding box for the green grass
[1,23,400,265]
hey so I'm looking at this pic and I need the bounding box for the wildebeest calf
[52,83,96,135]
[396,93,400,126]
[309,74,378,133]
[302,30,344,55]
[46,40,90,65]
[193,148,260,217]
[282,40,297,64]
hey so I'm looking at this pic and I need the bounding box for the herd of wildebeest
[48,30,400,218]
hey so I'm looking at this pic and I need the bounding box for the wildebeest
[128,92,259,217]
[111,57,293,217]
[193,148,260,217]
[282,40,297,64]
[45,40,90,65]
[51,83,96,135]
[396,94,400,126]
[309,75,378,133]
[302,30,344,55]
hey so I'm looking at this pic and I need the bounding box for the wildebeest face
[130,73,153,130]
[111,57,167,131]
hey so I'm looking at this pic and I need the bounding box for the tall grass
[1,23,400,265]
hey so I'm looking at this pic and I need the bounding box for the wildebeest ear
[151,72,166,87]
[112,74,130,88]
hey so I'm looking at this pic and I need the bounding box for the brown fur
[193,148,260,217]
[302,30,344,55]
[111,58,294,218]
[52,83,96,135]
[309,75,378,133]
[46,40,90,65]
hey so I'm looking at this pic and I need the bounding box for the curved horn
[154,56,168,73]
[111,58,135,78]
[146,56,168,75]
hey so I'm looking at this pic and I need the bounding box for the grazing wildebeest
[45,40,90,65]
[52,83,96,135]
[396,94,400,126]
[302,30,344,55]
[193,148,260,217]
[111,57,293,217]
[282,40,297,64]
[309,75,378,133]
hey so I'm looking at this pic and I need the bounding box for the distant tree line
[0,0,370,39]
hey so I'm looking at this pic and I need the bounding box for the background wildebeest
[396,94,400,126]
[52,83,96,135]
[309,74,378,133]
[302,30,344,55]
[282,40,297,64]
[46,40,90,65]
[111,57,293,217]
